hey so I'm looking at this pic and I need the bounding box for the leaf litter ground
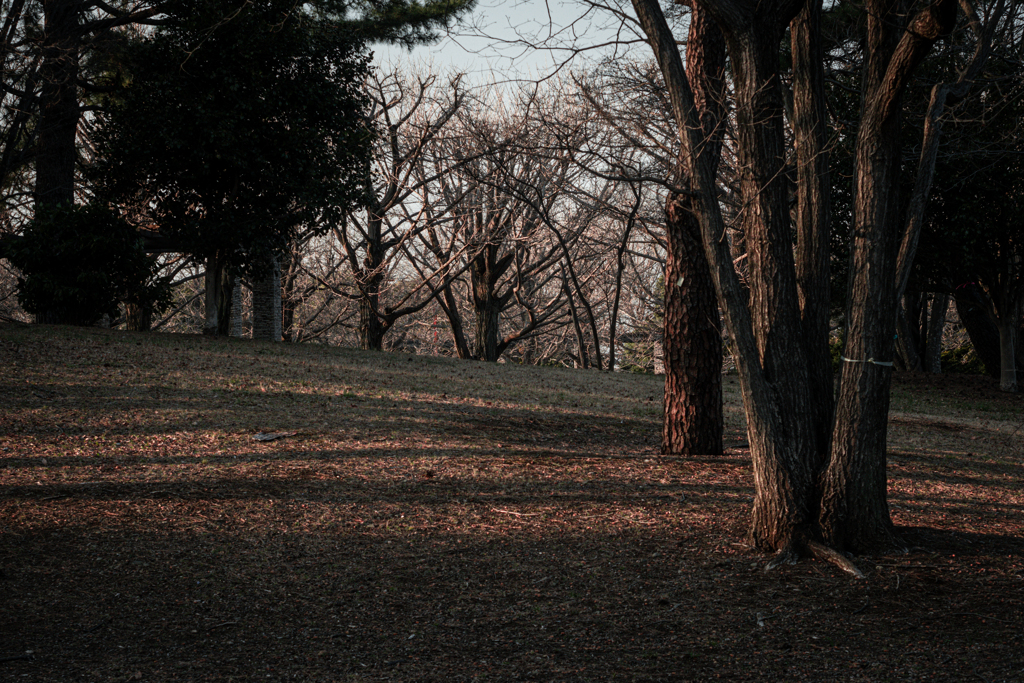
[1,324,1023,682]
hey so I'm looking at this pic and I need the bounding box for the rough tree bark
[660,3,725,456]
[633,0,967,556]
[662,193,723,455]
[821,0,958,550]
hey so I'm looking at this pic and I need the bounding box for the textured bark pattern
[790,0,834,447]
[230,277,245,338]
[822,0,957,551]
[713,2,826,551]
[125,304,152,332]
[662,195,722,455]
[252,260,282,342]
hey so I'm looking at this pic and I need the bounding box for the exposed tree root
[761,538,866,579]
[764,545,800,572]
[806,540,865,579]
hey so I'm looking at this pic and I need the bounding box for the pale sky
[375,0,650,83]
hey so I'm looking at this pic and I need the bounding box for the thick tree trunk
[724,15,827,552]
[230,277,245,337]
[359,288,384,350]
[474,300,501,362]
[125,303,152,332]
[32,0,81,326]
[662,194,723,455]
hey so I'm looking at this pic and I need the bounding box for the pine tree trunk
[662,194,723,455]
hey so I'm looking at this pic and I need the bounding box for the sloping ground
[1,323,1022,682]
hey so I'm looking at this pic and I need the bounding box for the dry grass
[1,323,1023,682]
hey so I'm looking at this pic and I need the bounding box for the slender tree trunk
[439,282,472,359]
[996,315,1019,393]
[564,275,590,368]
[923,293,948,373]
[791,0,834,443]
[895,296,924,371]
[357,235,386,350]
[203,253,233,336]
[662,193,723,455]
[281,251,299,342]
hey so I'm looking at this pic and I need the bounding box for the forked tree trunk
[720,9,829,551]
[470,244,513,362]
[821,0,958,551]
[662,194,723,455]
[633,0,964,555]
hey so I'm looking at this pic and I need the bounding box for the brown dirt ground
[1,323,1023,682]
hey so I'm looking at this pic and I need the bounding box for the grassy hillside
[1,324,1022,682]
